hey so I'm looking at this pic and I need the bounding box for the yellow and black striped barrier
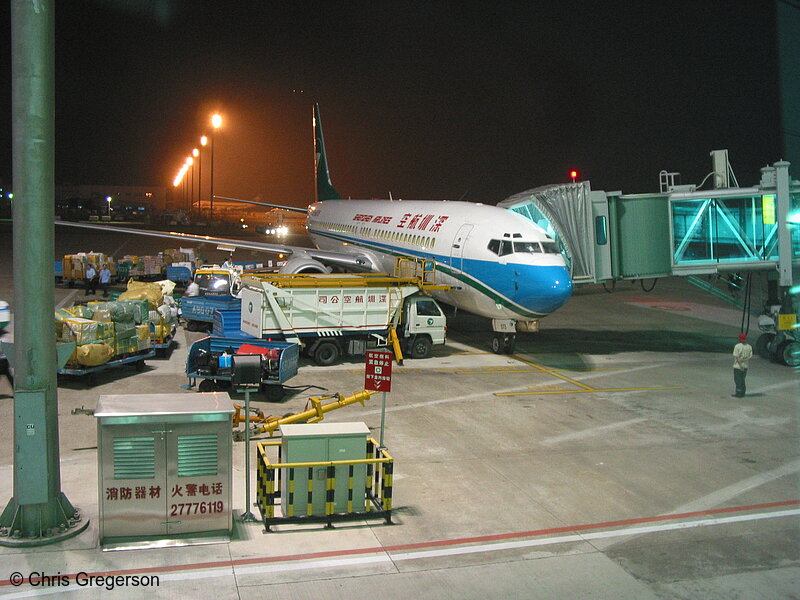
[256,438,394,531]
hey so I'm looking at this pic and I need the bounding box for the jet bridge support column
[775,161,793,292]
[0,1,88,546]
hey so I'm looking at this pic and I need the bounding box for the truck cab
[194,266,241,298]
[399,294,447,359]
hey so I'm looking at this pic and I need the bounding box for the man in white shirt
[85,264,97,296]
[99,264,112,297]
[732,333,753,397]
[185,281,200,297]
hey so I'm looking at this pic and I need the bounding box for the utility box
[95,393,234,548]
[280,422,370,516]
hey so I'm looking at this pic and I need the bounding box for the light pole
[186,156,194,216]
[199,135,207,216]
[192,148,199,212]
[106,195,112,218]
[210,113,222,221]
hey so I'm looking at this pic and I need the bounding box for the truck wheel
[503,334,516,354]
[409,336,432,359]
[778,340,800,367]
[755,333,775,359]
[198,379,216,392]
[313,341,340,366]
[186,320,198,332]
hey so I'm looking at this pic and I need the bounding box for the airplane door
[450,224,474,272]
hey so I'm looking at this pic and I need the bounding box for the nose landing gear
[491,333,516,354]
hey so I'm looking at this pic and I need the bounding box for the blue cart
[185,336,299,401]
[58,349,156,386]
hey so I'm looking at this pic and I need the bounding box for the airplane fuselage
[306,199,572,321]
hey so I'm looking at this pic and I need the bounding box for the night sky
[0,2,784,209]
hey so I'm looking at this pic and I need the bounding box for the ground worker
[185,280,200,296]
[99,264,112,298]
[732,333,753,397]
[85,264,97,295]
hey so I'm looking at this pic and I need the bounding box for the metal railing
[256,438,394,531]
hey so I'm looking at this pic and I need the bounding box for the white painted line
[540,418,648,445]
[230,555,393,579]
[666,459,800,515]
[390,509,800,561]
[1,508,796,598]
[749,379,800,394]
[598,458,800,551]
[359,362,672,416]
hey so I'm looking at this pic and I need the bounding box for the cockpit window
[541,241,560,254]
[513,241,542,253]
[488,239,533,256]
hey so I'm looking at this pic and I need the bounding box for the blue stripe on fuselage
[307,227,572,317]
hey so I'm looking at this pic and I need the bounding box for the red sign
[365,350,393,392]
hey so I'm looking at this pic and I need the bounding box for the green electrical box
[280,422,370,517]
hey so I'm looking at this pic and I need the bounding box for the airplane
[57,104,572,353]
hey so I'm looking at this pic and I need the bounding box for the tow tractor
[181,264,243,331]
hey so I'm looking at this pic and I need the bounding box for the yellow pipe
[252,389,378,437]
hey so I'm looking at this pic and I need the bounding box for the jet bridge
[498,156,799,289]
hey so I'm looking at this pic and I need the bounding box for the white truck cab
[399,294,447,358]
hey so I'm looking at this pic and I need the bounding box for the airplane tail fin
[313,103,342,201]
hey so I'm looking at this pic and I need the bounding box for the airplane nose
[515,266,572,316]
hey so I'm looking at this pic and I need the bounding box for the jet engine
[278,255,331,274]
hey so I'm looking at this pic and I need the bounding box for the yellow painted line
[446,369,546,375]
[524,362,594,390]
[496,386,685,396]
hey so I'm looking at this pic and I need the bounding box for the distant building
[56,184,166,221]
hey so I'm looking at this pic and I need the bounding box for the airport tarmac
[0,224,798,599]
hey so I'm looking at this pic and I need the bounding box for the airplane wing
[54,221,376,270]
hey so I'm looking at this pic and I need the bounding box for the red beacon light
[569,170,579,182]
